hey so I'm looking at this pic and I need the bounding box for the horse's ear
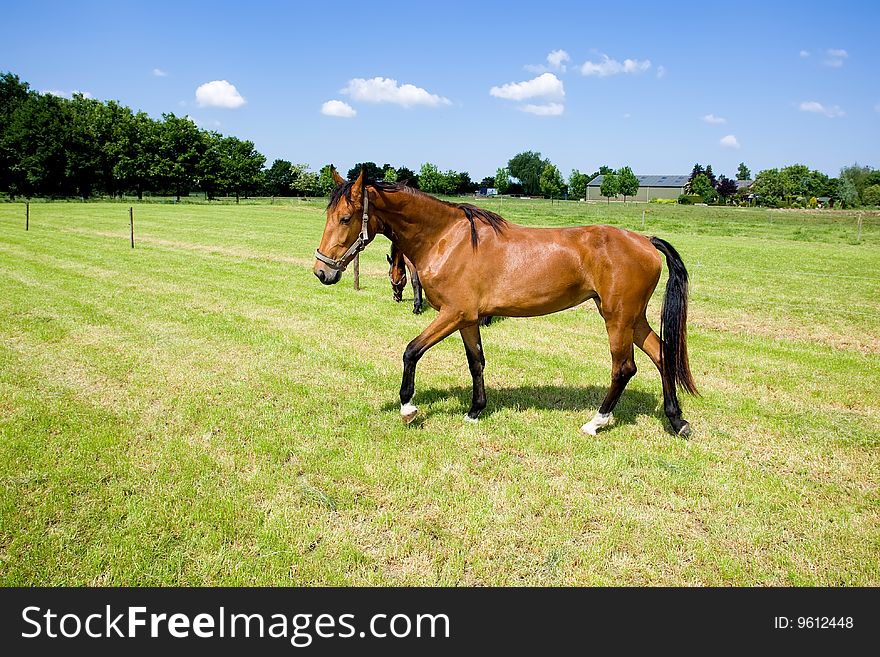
[352,167,365,197]
[331,166,346,186]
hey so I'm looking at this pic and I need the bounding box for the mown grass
[0,199,877,585]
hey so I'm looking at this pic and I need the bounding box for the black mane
[328,179,506,248]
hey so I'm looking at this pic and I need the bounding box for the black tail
[650,237,698,395]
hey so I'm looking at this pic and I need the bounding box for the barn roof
[587,174,689,187]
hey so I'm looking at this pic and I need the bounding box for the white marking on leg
[464,415,478,423]
[400,399,418,424]
[581,411,613,436]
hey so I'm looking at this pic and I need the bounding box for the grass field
[1,198,877,586]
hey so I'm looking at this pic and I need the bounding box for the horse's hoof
[401,403,418,425]
[677,421,691,438]
[581,412,613,436]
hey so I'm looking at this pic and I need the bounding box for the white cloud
[43,89,93,99]
[547,49,570,71]
[520,102,564,116]
[526,49,571,73]
[702,113,727,124]
[580,54,651,77]
[824,48,848,67]
[490,73,564,101]
[656,65,667,79]
[799,100,845,117]
[321,100,357,118]
[720,135,740,149]
[341,77,450,108]
[799,50,810,58]
[195,80,246,108]
[152,68,168,77]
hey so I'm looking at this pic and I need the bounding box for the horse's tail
[650,236,698,395]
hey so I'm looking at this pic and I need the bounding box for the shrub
[677,194,702,205]
[862,184,880,206]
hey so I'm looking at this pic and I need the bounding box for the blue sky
[3,0,877,180]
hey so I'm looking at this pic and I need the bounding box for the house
[585,174,688,202]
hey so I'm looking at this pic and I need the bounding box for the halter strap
[314,188,371,272]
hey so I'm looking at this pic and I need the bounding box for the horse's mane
[328,179,506,248]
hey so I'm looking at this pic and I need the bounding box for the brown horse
[314,168,697,436]
[387,241,423,314]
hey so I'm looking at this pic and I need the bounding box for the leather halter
[314,188,370,272]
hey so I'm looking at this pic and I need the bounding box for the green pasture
[0,198,877,585]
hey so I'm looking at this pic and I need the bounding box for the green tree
[264,159,294,196]
[395,166,418,188]
[736,162,751,180]
[494,166,510,193]
[616,166,639,202]
[418,162,446,194]
[752,169,784,206]
[690,173,715,202]
[290,163,319,196]
[347,161,383,181]
[862,184,880,206]
[600,172,618,202]
[111,110,159,199]
[155,113,203,201]
[0,72,33,198]
[837,174,859,208]
[839,164,876,204]
[442,169,461,194]
[454,171,476,194]
[198,131,224,199]
[4,92,71,197]
[317,164,336,195]
[219,136,264,201]
[508,151,548,195]
[539,163,565,199]
[568,169,590,201]
[383,167,398,183]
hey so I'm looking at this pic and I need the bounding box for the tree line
[0,72,267,201]
[2,71,877,207]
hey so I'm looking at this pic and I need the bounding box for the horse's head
[314,167,373,285]
[387,250,407,302]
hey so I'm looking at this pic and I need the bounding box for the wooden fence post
[26,202,29,231]
[129,207,134,248]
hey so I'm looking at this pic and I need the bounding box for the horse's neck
[375,191,459,268]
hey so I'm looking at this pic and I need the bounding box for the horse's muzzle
[314,267,341,285]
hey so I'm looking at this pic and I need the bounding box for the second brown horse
[314,168,697,437]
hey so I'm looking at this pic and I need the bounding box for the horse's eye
[339,215,351,225]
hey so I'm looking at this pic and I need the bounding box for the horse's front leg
[400,310,470,423]
[408,261,423,314]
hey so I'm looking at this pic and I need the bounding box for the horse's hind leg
[460,324,486,421]
[633,318,690,437]
[582,318,637,436]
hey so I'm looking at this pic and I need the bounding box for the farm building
[585,174,688,202]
